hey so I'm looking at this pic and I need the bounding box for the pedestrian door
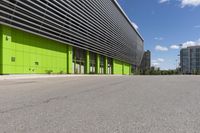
[73,48,86,74]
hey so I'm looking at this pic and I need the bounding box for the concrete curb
[0,74,126,80]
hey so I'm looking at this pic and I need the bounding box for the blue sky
[118,0,200,70]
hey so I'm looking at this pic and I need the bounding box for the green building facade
[0,25,131,75]
[0,1,144,75]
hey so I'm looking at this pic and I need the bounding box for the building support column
[112,59,115,75]
[122,62,125,75]
[67,45,73,74]
[104,56,108,74]
[96,54,100,74]
[129,64,132,75]
[85,50,90,74]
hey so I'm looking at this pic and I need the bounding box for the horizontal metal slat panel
[0,0,144,65]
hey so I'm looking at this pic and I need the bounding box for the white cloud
[159,0,170,3]
[152,62,160,67]
[181,38,200,48]
[154,37,164,41]
[155,45,169,51]
[180,0,200,7]
[168,39,200,49]
[158,0,200,7]
[152,58,165,67]
[170,45,180,49]
[157,58,165,62]
[194,25,200,28]
[131,21,139,30]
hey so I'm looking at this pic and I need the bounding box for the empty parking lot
[0,75,200,133]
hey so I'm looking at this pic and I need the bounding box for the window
[90,52,96,74]
[11,57,15,62]
[100,56,104,74]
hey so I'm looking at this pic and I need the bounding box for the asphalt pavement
[0,75,200,133]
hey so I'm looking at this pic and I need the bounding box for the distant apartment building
[180,46,200,74]
[140,50,151,71]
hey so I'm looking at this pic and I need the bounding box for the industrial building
[0,0,144,75]
[180,46,200,74]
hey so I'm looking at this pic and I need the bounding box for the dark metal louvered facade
[0,0,144,65]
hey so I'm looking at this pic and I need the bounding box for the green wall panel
[123,63,130,75]
[113,59,123,75]
[0,25,2,74]
[113,59,131,75]
[1,25,68,74]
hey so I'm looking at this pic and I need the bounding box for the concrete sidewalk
[0,74,125,80]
